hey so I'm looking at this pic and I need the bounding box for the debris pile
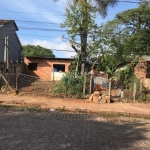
[88,91,110,103]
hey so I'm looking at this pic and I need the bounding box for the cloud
[21,37,76,58]
[0,0,66,23]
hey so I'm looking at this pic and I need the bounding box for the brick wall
[134,59,150,88]
[134,59,146,80]
[24,57,73,80]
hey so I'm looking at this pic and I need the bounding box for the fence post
[89,74,93,95]
[139,78,143,99]
[108,79,111,97]
[83,73,86,98]
[133,81,136,102]
[1,74,12,91]
[16,70,19,94]
[53,67,54,82]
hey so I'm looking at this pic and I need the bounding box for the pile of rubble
[87,91,110,103]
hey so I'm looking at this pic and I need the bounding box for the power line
[15,19,61,25]
[119,0,149,4]
[4,32,64,39]
[8,39,75,52]
[17,33,59,38]
[0,0,146,18]
[0,10,65,16]
[2,26,66,32]
[4,29,135,36]
[19,27,65,32]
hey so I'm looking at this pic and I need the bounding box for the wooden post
[133,81,136,102]
[89,74,93,95]
[83,73,86,97]
[139,78,142,100]
[108,79,111,97]
[53,67,54,82]
[6,36,9,73]
[1,74,12,91]
[16,69,19,94]
[140,78,142,92]
[4,36,7,63]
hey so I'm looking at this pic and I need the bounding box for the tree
[61,0,118,74]
[22,45,55,58]
[93,4,150,66]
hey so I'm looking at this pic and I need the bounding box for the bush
[54,71,89,98]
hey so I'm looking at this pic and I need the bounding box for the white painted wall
[51,72,65,81]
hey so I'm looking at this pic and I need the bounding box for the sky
[0,0,140,58]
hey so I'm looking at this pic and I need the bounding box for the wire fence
[0,73,150,102]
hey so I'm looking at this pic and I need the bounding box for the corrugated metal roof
[25,56,74,60]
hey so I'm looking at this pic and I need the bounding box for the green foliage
[116,57,139,90]
[23,45,55,58]
[54,71,89,98]
[92,4,150,73]
[111,5,150,56]
[61,0,118,74]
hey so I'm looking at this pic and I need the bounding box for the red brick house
[24,56,74,80]
[116,55,150,88]
[134,55,150,88]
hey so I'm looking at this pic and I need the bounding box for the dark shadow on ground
[0,108,150,150]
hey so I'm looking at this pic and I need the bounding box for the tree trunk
[80,0,87,75]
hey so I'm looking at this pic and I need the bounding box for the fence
[0,73,39,93]
[0,72,149,102]
[110,79,149,102]
[0,73,109,99]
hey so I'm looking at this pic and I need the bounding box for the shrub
[54,71,89,98]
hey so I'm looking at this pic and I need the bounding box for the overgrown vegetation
[115,57,139,89]
[54,71,89,98]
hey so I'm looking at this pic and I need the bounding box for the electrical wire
[8,39,75,52]
[0,10,65,16]
[15,20,61,25]
[1,26,66,32]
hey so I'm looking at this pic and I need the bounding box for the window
[28,63,38,71]
[53,64,65,72]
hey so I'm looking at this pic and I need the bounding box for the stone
[93,91,100,96]
[105,96,110,103]
[93,96,99,103]
[88,94,93,102]
[100,98,107,103]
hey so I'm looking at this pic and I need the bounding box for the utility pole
[4,36,6,63]
[4,36,9,73]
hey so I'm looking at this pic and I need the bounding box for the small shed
[24,56,74,80]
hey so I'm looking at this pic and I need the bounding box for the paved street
[0,108,150,150]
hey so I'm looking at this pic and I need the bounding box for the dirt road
[0,94,150,116]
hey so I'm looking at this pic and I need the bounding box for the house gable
[0,20,22,63]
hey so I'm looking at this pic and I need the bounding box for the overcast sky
[0,0,139,58]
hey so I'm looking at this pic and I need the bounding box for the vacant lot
[0,108,150,150]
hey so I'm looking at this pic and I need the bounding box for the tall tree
[60,0,118,74]
[106,4,150,56]
[23,45,55,58]
[90,4,150,75]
